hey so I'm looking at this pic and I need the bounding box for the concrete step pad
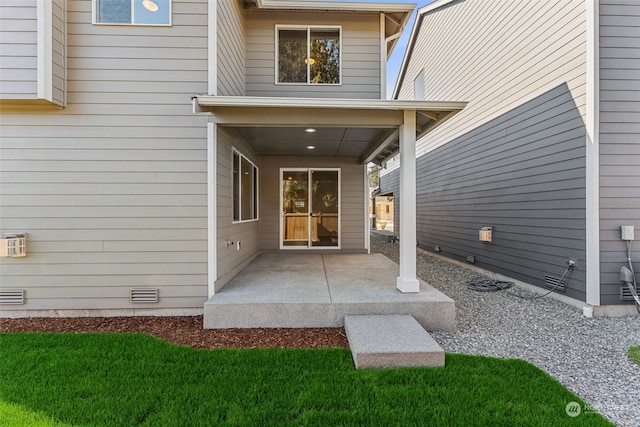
[344,314,445,369]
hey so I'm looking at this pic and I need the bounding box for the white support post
[397,110,420,293]
[207,122,217,297]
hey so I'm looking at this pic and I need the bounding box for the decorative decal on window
[95,0,171,26]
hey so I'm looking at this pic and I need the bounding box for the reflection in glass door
[282,171,309,247]
[310,170,339,247]
[281,169,340,248]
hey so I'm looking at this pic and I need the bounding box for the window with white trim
[277,26,341,84]
[414,70,425,100]
[94,0,171,25]
[233,150,258,222]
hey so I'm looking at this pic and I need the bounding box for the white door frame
[279,167,341,250]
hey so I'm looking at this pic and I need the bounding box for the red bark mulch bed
[0,315,349,349]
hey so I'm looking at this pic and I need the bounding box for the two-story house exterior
[383,0,640,316]
[0,0,465,322]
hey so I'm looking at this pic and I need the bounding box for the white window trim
[232,149,259,224]
[92,0,172,26]
[275,25,343,86]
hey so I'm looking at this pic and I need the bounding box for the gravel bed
[371,234,640,427]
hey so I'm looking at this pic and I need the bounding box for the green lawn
[0,333,612,426]
[630,346,640,366]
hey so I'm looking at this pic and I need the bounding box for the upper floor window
[94,0,171,26]
[277,26,341,85]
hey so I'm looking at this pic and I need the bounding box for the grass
[630,346,640,366]
[0,333,612,426]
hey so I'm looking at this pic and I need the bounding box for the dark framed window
[95,0,171,26]
[233,150,258,222]
[277,26,341,85]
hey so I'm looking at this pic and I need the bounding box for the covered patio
[204,252,455,331]
[195,95,467,296]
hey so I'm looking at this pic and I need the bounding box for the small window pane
[135,0,170,25]
[98,0,131,23]
[310,29,340,84]
[233,152,240,222]
[241,158,253,221]
[97,0,170,25]
[253,167,258,219]
[278,29,307,83]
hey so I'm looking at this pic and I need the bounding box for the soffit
[244,0,415,56]
[195,96,466,165]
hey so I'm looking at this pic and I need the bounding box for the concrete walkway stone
[344,314,445,369]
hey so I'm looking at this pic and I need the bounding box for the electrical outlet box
[0,233,27,257]
[479,226,492,243]
[621,226,635,241]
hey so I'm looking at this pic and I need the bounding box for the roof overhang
[194,96,466,165]
[247,0,416,57]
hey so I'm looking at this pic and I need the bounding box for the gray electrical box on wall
[0,233,27,257]
[621,226,635,241]
[479,227,492,243]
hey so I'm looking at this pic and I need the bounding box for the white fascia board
[256,0,415,13]
[392,0,457,99]
[36,0,53,102]
[196,95,466,112]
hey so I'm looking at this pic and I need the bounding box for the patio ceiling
[194,96,467,165]
[232,126,397,159]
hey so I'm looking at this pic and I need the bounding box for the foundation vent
[465,254,475,264]
[130,288,158,303]
[544,275,566,293]
[0,289,25,305]
[620,286,637,301]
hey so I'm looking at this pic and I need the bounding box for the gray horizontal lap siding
[598,0,640,305]
[0,0,209,312]
[51,0,65,105]
[217,0,245,96]
[381,84,587,300]
[0,1,38,98]
[215,127,260,292]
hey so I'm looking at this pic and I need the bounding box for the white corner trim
[208,0,217,95]
[36,0,53,101]
[380,13,387,99]
[364,165,371,252]
[207,122,217,297]
[585,0,600,306]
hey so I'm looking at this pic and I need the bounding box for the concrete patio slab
[204,253,455,330]
[345,314,445,369]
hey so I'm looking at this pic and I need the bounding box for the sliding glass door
[281,169,340,248]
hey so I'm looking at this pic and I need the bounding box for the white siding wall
[217,0,245,96]
[215,127,260,291]
[245,10,381,99]
[0,0,209,314]
[396,0,587,159]
[598,0,640,305]
[0,0,38,99]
